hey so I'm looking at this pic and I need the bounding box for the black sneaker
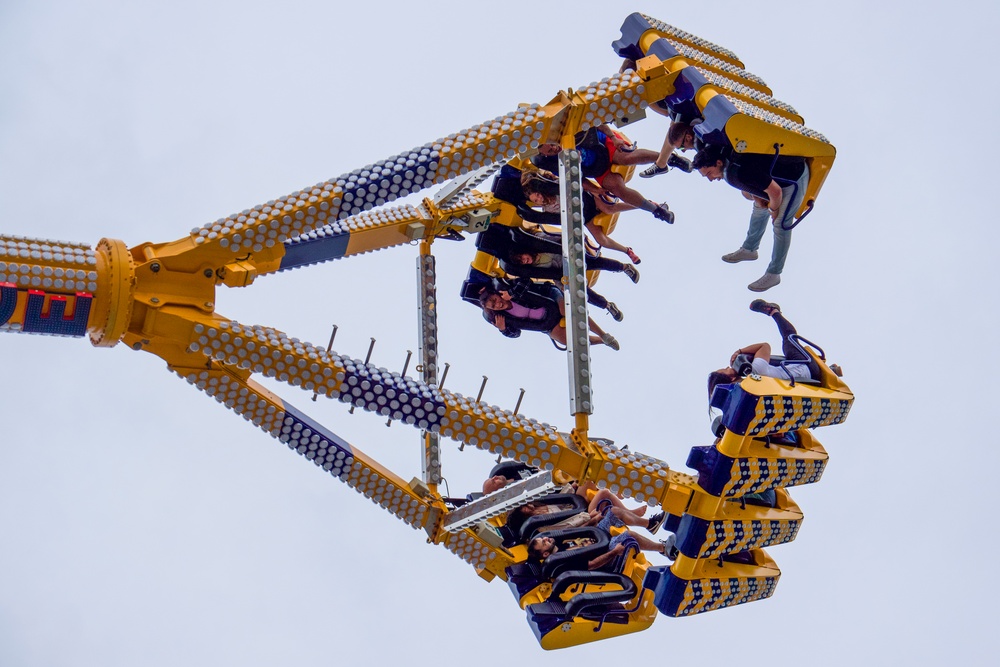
[667,153,693,173]
[639,163,670,178]
[647,511,666,534]
[652,204,675,224]
[606,302,624,322]
[749,299,780,316]
[623,264,640,284]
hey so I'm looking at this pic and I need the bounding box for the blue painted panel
[0,282,16,325]
[22,291,91,337]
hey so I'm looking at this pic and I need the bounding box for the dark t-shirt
[724,154,806,199]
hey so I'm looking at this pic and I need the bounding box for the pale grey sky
[1,1,997,665]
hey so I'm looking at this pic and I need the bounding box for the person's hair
[521,169,560,200]
[478,285,500,311]
[527,536,547,561]
[692,148,725,171]
[505,504,533,538]
[707,370,735,403]
[667,122,692,146]
[691,148,722,169]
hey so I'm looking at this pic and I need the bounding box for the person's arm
[742,191,769,208]
[581,179,605,197]
[597,124,629,149]
[764,180,783,219]
[649,104,671,118]
[588,543,625,570]
[731,342,771,364]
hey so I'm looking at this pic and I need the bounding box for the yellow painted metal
[92,238,135,347]
[667,548,780,616]
[515,553,658,650]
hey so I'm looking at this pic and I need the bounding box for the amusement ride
[0,13,852,649]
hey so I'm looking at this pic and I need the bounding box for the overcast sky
[1,1,997,665]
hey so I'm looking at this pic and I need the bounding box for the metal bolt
[204,269,214,278]
[150,297,159,304]
[150,262,160,273]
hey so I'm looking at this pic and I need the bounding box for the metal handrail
[768,143,813,230]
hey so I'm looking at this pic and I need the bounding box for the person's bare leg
[612,148,658,166]
[587,213,641,263]
[585,221,635,260]
[589,488,647,516]
[602,174,672,222]
[624,530,668,553]
[549,326,567,346]
[610,506,650,527]
[588,317,607,339]
[586,318,620,350]
[601,173,654,210]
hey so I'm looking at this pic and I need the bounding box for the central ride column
[558,149,593,440]
[417,242,442,488]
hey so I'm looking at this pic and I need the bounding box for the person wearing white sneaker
[693,146,809,292]
[478,283,621,350]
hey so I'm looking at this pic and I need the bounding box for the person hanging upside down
[507,250,639,283]
[706,300,843,402]
[519,169,642,264]
[693,145,809,292]
[533,125,675,223]
[477,283,620,350]
[501,249,635,322]
[639,121,697,178]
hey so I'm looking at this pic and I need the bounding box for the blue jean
[740,163,810,275]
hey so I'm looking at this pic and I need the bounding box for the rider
[707,300,843,401]
[532,125,674,223]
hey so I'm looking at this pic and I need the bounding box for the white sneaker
[600,332,620,351]
[748,272,780,292]
[722,247,758,263]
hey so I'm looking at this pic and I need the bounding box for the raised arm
[731,342,771,364]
